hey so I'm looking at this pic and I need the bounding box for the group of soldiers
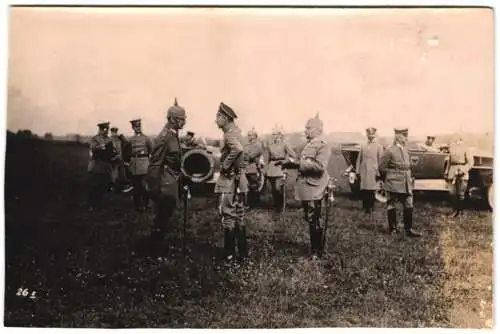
[354,127,474,225]
[87,98,472,263]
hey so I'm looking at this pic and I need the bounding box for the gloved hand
[220,168,234,178]
[277,157,299,169]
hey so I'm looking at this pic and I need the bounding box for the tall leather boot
[315,227,324,258]
[387,209,398,234]
[362,190,370,213]
[309,225,318,255]
[452,199,464,217]
[368,191,376,213]
[403,208,422,237]
[237,226,248,261]
[224,228,236,261]
[247,192,255,209]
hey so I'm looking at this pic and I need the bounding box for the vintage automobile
[180,145,266,194]
[341,141,494,210]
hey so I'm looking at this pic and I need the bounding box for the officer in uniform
[215,102,249,262]
[181,131,195,148]
[146,98,186,250]
[128,118,153,212]
[244,128,265,208]
[447,135,474,217]
[180,131,206,150]
[110,127,126,192]
[280,114,331,258]
[379,128,421,237]
[87,122,116,211]
[423,136,440,152]
[355,127,384,214]
[264,126,297,212]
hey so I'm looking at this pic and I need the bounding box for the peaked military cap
[394,127,409,135]
[130,119,141,126]
[167,97,186,118]
[187,131,195,136]
[272,125,284,134]
[366,127,377,133]
[248,127,258,136]
[427,135,436,139]
[97,122,110,129]
[218,102,237,120]
[110,127,118,132]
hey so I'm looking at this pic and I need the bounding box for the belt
[450,162,467,166]
[270,158,285,162]
[132,154,149,158]
[387,167,410,171]
[163,164,181,177]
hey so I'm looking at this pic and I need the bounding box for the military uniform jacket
[128,133,153,175]
[215,123,249,193]
[379,143,413,194]
[447,142,474,181]
[355,140,384,190]
[294,134,332,201]
[244,139,264,174]
[264,140,297,178]
[88,134,114,174]
[146,125,182,204]
[110,135,123,160]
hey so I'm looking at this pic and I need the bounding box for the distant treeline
[7,129,493,153]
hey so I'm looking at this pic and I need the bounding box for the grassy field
[4,137,493,328]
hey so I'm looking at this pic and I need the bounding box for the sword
[322,177,337,252]
[282,170,287,213]
[182,184,191,256]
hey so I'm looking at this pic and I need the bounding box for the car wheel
[487,184,493,211]
[375,180,387,203]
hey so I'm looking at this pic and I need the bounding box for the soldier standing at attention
[379,128,421,237]
[244,128,265,208]
[280,114,331,258]
[128,118,153,212]
[146,99,186,251]
[87,122,116,211]
[215,102,249,262]
[264,126,297,212]
[447,135,474,217]
[355,127,384,214]
[110,127,126,192]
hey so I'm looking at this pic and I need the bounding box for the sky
[6,7,494,138]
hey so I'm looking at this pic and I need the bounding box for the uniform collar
[164,123,178,135]
[222,122,236,133]
[307,133,326,144]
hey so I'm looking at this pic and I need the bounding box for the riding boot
[277,195,284,213]
[237,226,248,261]
[247,192,255,209]
[403,208,422,237]
[308,225,318,255]
[315,227,324,257]
[452,199,465,217]
[387,209,398,233]
[368,191,376,213]
[361,190,369,213]
[224,228,236,261]
[272,189,279,211]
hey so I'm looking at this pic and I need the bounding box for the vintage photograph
[4,5,494,328]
